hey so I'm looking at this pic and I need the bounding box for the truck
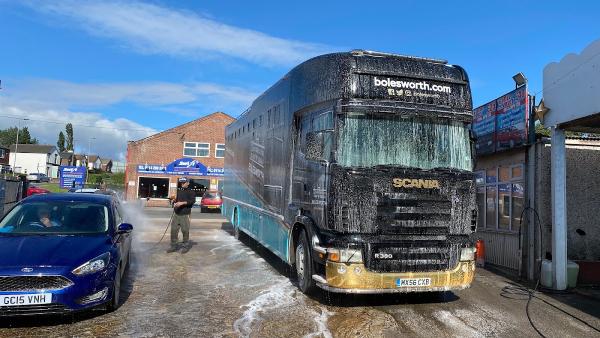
[223,50,477,294]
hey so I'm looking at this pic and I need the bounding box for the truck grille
[0,276,73,292]
[364,241,459,273]
[376,192,452,234]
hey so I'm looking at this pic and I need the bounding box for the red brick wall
[0,148,9,165]
[125,112,235,201]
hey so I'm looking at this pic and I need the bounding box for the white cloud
[6,78,257,111]
[26,0,333,66]
[0,105,156,162]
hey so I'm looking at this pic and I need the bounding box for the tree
[57,131,66,152]
[66,123,74,151]
[0,126,38,146]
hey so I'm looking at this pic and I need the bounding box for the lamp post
[12,118,30,174]
[85,137,96,184]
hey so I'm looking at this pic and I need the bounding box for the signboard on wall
[137,158,224,177]
[472,86,529,155]
[59,166,86,189]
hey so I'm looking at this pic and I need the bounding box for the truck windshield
[337,113,472,170]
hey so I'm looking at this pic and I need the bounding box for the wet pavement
[1,205,599,337]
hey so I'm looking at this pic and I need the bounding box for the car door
[113,201,131,276]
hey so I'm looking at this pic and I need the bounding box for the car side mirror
[117,223,133,234]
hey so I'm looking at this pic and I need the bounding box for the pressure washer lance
[152,210,175,250]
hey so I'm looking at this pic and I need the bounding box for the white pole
[13,119,20,173]
[551,126,567,290]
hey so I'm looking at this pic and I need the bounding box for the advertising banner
[472,86,529,155]
[137,158,224,177]
[59,166,87,189]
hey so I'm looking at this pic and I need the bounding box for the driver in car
[38,207,61,227]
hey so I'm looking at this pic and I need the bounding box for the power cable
[0,114,154,133]
[500,206,600,337]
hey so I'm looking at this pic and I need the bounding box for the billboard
[472,86,529,155]
[137,158,224,177]
[59,166,87,189]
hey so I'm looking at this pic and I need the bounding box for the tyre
[107,266,121,312]
[295,229,316,294]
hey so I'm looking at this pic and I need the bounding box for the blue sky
[1,0,599,160]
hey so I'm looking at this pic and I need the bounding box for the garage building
[125,112,235,206]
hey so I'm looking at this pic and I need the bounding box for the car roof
[23,193,114,206]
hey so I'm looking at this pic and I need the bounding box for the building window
[183,142,210,157]
[215,144,225,158]
[475,164,524,232]
[0,149,4,159]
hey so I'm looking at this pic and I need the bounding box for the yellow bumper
[320,261,476,294]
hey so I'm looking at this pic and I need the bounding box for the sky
[1,0,599,161]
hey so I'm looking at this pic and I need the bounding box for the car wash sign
[137,158,224,177]
[472,86,529,155]
[59,166,86,189]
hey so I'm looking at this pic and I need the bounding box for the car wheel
[107,265,122,312]
[295,229,316,294]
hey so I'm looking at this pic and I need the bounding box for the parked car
[0,193,133,315]
[26,185,51,197]
[200,190,222,213]
[26,173,50,183]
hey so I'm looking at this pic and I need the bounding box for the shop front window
[476,164,524,232]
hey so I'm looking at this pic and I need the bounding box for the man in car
[38,207,61,227]
[167,177,196,253]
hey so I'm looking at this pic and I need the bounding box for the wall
[8,152,48,175]
[125,112,234,202]
[535,139,600,262]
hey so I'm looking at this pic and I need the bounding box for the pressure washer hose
[153,209,175,249]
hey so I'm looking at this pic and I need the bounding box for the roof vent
[350,49,447,64]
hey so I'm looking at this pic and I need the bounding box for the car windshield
[0,201,109,235]
[203,192,220,199]
[337,113,472,171]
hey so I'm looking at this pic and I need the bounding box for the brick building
[125,112,235,206]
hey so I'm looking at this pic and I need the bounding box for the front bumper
[317,260,475,294]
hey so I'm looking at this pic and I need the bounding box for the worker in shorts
[167,177,196,253]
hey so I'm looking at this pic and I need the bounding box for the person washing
[167,177,196,253]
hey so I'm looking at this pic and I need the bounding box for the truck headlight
[460,247,476,261]
[72,253,110,276]
[327,248,363,263]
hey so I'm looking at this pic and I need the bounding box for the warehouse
[125,112,235,206]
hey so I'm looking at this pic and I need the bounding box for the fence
[0,177,23,216]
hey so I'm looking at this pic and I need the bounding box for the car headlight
[460,247,476,261]
[72,253,110,276]
[327,248,363,263]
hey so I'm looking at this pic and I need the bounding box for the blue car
[0,193,133,316]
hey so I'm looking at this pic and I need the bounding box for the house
[60,152,75,166]
[73,154,87,167]
[0,145,10,173]
[8,144,61,178]
[100,158,113,172]
[87,155,102,170]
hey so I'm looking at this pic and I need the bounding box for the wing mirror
[117,223,133,234]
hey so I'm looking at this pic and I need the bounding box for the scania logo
[393,178,440,189]
[21,268,33,273]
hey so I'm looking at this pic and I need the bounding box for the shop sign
[472,86,529,155]
[59,166,87,189]
[137,158,224,177]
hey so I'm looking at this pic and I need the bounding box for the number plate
[0,293,52,307]
[395,278,432,288]
[207,206,218,209]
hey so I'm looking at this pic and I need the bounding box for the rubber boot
[166,244,179,253]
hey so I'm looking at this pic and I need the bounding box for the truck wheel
[296,229,316,294]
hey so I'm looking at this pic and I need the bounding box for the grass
[36,182,69,193]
